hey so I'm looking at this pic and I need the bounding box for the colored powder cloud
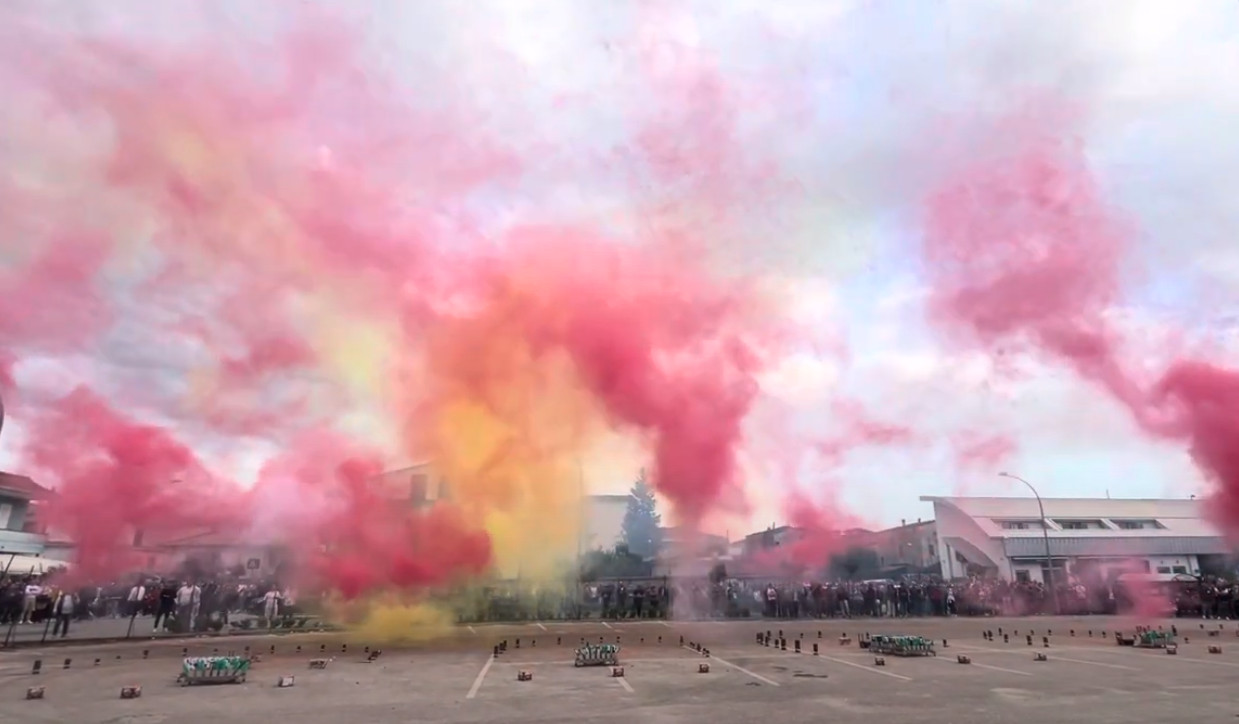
[0,2,814,634]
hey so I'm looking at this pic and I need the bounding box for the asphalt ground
[3,615,1237,723]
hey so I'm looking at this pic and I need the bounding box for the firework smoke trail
[923,103,1239,539]
[0,2,835,622]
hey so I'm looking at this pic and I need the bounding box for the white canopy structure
[1,553,70,574]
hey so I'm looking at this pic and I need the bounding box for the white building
[0,472,50,573]
[580,494,628,552]
[922,496,1231,583]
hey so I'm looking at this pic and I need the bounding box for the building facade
[856,519,940,575]
[0,472,49,566]
[372,463,630,554]
[923,496,1230,583]
[371,462,449,507]
[741,525,807,555]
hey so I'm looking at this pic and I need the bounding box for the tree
[621,469,663,559]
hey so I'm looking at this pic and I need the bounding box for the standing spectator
[20,579,42,624]
[154,581,176,633]
[281,587,297,617]
[176,581,197,632]
[125,580,146,619]
[189,580,202,627]
[262,586,282,625]
[0,579,21,623]
[51,590,74,638]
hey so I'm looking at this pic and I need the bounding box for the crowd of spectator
[574,575,1239,621]
[1,568,297,639]
[8,566,1239,635]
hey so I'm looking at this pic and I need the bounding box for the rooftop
[0,471,51,500]
[922,495,1221,539]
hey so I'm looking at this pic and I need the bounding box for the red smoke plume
[924,112,1239,538]
[816,398,918,466]
[0,7,786,588]
[249,432,492,598]
[22,388,234,582]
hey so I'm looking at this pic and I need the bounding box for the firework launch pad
[2,616,1235,723]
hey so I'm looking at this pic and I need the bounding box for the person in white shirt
[189,582,201,628]
[21,582,42,624]
[176,582,198,632]
[263,587,282,626]
[126,582,146,619]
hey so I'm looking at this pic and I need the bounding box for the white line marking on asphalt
[1049,656,1135,671]
[932,653,1031,676]
[536,623,548,631]
[468,626,477,635]
[496,657,682,666]
[962,660,1033,676]
[659,621,672,628]
[601,621,614,629]
[682,647,779,686]
[466,657,493,699]
[615,675,635,693]
[818,654,912,681]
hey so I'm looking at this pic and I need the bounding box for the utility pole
[999,472,1060,615]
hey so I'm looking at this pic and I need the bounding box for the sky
[2,0,1239,536]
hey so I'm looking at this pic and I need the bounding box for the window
[0,503,11,529]
[927,544,935,558]
[409,474,428,503]
[1015,570,1031,583]
[1112,519,1164,530]
[997,520,1044,530]
[1156,566,1171,574]
[1172,566,1187,575]
[1053,519,1106,530]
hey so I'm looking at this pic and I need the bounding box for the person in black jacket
[153,580,177,633]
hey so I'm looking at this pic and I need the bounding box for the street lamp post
[999,472,1060,615]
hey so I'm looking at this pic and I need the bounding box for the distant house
[370,464,632,556]
[0,472,52,573]
[137,528,285,579]
[580,494,628,553]
[651,526,730,577]
[848,520,940,575]
[741,525,805,556]
[370,461,450,507]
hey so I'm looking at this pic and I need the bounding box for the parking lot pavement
[3,616,1239,723]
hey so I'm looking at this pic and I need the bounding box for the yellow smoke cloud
[424,330,598,581]
[346,599,458,645]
